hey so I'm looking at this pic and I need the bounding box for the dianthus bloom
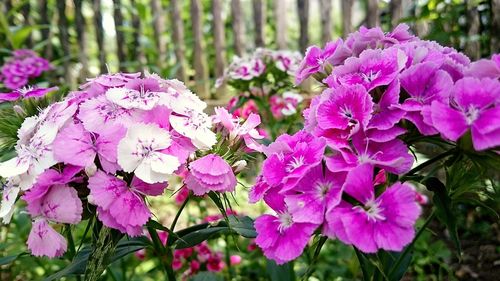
[0,72,232,257]
[185,154,236,196]
[1,49,52,90]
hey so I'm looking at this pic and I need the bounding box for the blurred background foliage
[0,0,499,280]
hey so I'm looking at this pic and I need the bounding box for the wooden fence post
[150,0,167,70]
[21,1,32,47]
[275,0,287,49]
[112,0,127,71]
[191,0,210,98]
[492,0,500,53]
[366,0,379,27]
[389,0,403,28]
[297,0,309,52]
[39,0,53,60]
[129,0,146,71]
[342,0,353,36]
[253,0,265,47]
[212,0,228,99]
[320,0,333,44]
[231,0,245,56]
[93,0,107,74]
[465,0,480,60]
[56,0,71,82]
[74,0,88,79]
[170,0,188,82]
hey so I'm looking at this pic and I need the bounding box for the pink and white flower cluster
[0,72,251,258]
[1,49,52,90]
[216,48,302,86]
[251,24,499,264]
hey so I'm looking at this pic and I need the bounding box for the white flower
[106,86,163,110]
[281,91,304,116]
[0,178,20,224]
[161,86,207,115]
[170,110,216,150]
[117,124,180,184]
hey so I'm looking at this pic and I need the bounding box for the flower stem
[84,226,118,281]
[147,226,176,281]
[401,149,456,181]
[387,211,435,278]
[301,236,327,281]
[65,225,81,281]
[170,196,189,232]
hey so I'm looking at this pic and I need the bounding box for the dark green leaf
[424,177,461,256]
[189,271,223,281]
[0,252,27,266]
[175,226,229,249]
[146,219,169,231]
[266,259,295,281]
[228,215,257,238]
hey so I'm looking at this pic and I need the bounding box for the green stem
[170,196,189,232]
[65,225,81,281]
[301,236,327,281]
[401,149,456,181]
[353,248,371,281]
[388,211,435,277]
[147,226,176,281]
[84,227,118,281]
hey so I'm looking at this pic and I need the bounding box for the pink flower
[0,86,58,103]
[270,92,303,118]
[206,253,225,272]
[465,53,500,79]
[325,131,414,175]
[88,171,167,236]
[230,255,242,265]
[295,39,351,84]
[184,154,237,196]
[53,122,125,172]
[248,175,272,203]
[262,131,326,189]
[175,186,190,204]
[27,218,67,258]
[425,77,500,151]
[254,193,318,265]
[213,107,264,151]
[324,164,421,253]
[325,48,407,92]
[284,164,344,224]
[398,61,453,135]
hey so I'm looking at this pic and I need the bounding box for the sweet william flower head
[185,154,237,196]
[27,218,67,258]
[118,123,180,184]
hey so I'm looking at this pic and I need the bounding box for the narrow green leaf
[424,177,461,256]
[174,226,229,249]
[228,215,257,238]
[0,252,27,266]
[266,259,295,281]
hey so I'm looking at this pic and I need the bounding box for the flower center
[315,180,332,198]
[360,199,386,221]
[286,155,305,172]
[277,212,293,233]
[362,70,381,83]
[465,105,479,125]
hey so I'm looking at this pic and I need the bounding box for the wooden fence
[1,0,498,100]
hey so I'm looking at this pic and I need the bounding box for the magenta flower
[284,164,344,225]
[324,164,421,253]
[213,107,264,152]
[368,79,405,130]
[325,48,406,91]
[248,174,272,203]
[88,170,167,236]
[398,61,453,135]
[27,218,67,258]
[262,130,326,189]
[465,53,500,79]
[185,154,237,196]
[0,86,58,103]
[326,131,413,175]
[426,77,500,150]
[254,193,318,265]
[316,85,374,138]
[23,165,83,223]
[53,122,126,172]
[295,39,350,84]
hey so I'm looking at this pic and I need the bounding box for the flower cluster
[216,49,301,86]
[250,24,499,264]
[1,50,52,90]
[0,72,256,258]
[172,242,229,280]
[219,49,305,139]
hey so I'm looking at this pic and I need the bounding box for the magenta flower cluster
[250,24,499,264]
[0,72,257,258]
[0,49,52,90]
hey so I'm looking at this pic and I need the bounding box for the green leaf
[266,259,295,281]
[424,177,461,256]
[377,250,413,281]
[146,219,169,231]
[189,271,223,281]
[228,215,257,238]
[44,237,150,281]
[174,226,229,249]
[0,252,27,266]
